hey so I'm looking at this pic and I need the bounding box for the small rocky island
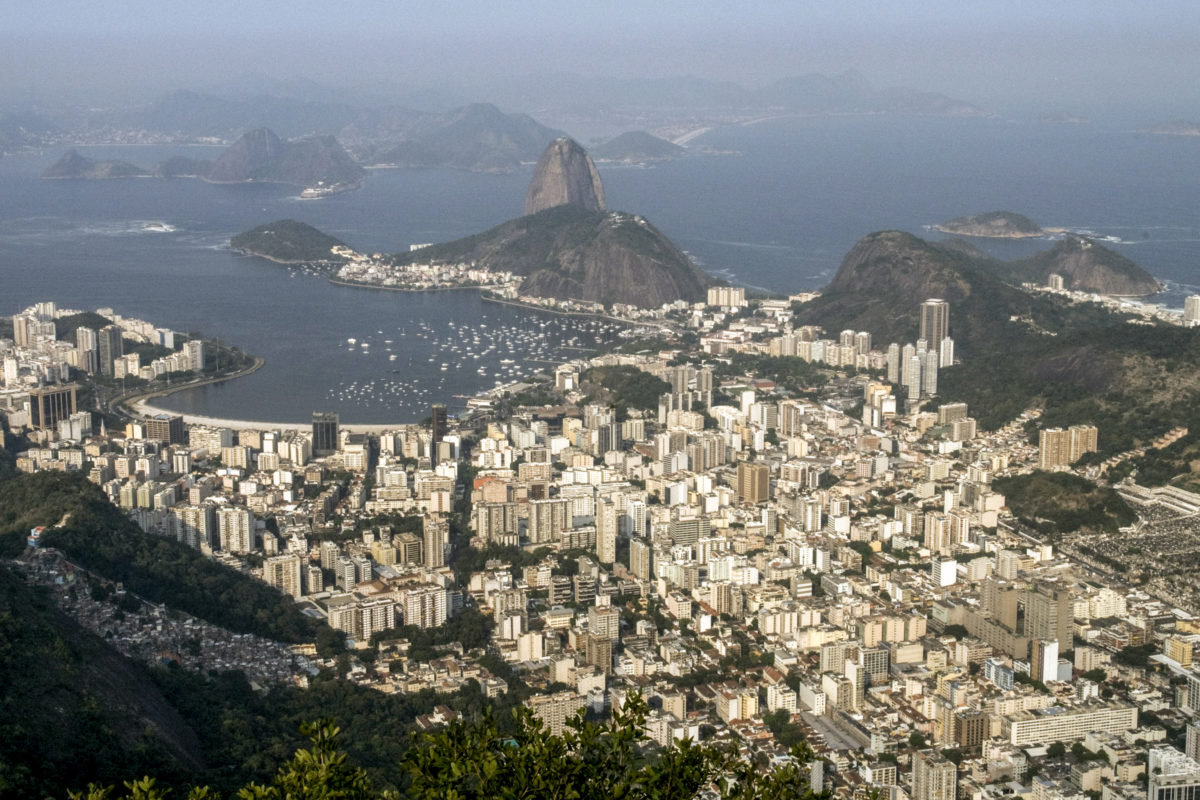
[933,211,1045,238]
[1149,120,1200,136]
[590,131,685,163]
[230,220,350,265]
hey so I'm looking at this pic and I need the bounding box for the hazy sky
[4,0,1199,118]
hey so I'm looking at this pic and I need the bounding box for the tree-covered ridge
[67,695,832,800]
[0,471,326,644]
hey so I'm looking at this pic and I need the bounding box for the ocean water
[2,116,1198,422]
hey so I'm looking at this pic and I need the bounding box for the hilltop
[230,219,351,264]
[798,229,1200,455]
[390,204,709,308]
[524,137,606,215]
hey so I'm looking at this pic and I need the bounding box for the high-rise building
[1024,583,1073,651]
[920,299,950,347]
[886,343,901,383]
[28,384,78,430]
[628,539,651,580]
[312,412,340,455]
[1186,719,1200,763]
[183,339,204,372]
[1148,747,1200,800]
[527,691,587,737]
[737,462,769,504]
[430,403,447,462]
[922,349,939,397]
[423,515,448,568]
[144,414,185,445]
[1031,639,1059,684]
[264,554,304,598]
[1039,425,1099,469]
[912,749,957,800]
[596,497,617,564]
[97,325,123,377]
[217,506,254,554]
[76,326,99,373]
[938,336,955,369]
[1186,295,1200,327]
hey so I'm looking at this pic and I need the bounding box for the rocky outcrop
[206,128,364,187]
[1017,236,1161,295]
[524,138,606,215]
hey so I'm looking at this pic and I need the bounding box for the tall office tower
[423,515,448,568]
[939,336,955,368]
[1186,295,1200,326]
[144,414,185,445]
[76,326,99,373]
[312,412,340,455]
[920,299,950,346]
[430,403,447,463]
[528,498,571,544]
[1024,583,1073,651]
[595,497,618,564]
[886,343,901,383]
[28,384,78,430]
[97,325,123,377]
[912,750,957,800]
[737,462,769,504]
[922,349,939,397]
[264,554,304,598]
[629,538,651,580]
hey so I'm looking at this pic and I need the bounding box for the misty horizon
[3,1,1199,122]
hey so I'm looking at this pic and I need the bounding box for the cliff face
[206,128,364,186]
[524,138,606,215]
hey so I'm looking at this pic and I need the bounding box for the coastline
[480,293,638,326]
[327,278,499,294]
[117,356,266,416]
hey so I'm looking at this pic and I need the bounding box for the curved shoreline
[327,278,500,294]
[116,356,265,414]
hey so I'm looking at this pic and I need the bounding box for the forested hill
[0,471,325,643]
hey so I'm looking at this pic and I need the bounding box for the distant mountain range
[4,69,987,161]
[41,128,364,189]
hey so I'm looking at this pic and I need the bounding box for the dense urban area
[5,285,1200,800]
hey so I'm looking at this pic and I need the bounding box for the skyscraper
[922,349,939,397]
[920,299,950,346]
[28,384,78,430]
[312,412,340,455]
[737,462,769,504]
[97,325,123,377]
[76,326,99,373]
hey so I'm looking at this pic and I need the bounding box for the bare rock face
[524,137,606,215]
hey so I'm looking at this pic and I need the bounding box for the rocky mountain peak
[524,137,606,216]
